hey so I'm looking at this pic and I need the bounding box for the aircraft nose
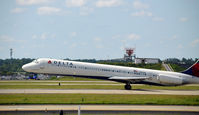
[22,64,33,72]
[22,63,40,72]
[22,64,28,72]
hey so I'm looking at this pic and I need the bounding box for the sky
[0,0,199,60]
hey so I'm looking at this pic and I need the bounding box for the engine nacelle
[157,74,183,85]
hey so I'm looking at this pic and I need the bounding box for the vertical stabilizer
[182,60,199,77]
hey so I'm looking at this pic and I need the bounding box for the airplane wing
[109,76,150,80]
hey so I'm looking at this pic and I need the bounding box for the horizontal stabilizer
[109,76,149,80]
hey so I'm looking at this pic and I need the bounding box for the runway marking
[0,105,198,112]
[0,89,199,95]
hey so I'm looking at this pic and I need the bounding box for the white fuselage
[22,58,199,86]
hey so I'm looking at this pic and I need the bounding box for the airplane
[22,58,199,90]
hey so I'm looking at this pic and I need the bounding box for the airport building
[123,48,160,64]
[106,48,160,64]
[134,58,160,64]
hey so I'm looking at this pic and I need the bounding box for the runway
[0,105,199,112]
[162,63,174,71]
[1,89,199,95]
[1,80,199,86]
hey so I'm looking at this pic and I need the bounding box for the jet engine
[157,74,183,85]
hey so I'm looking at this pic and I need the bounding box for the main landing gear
[124,83,131,90]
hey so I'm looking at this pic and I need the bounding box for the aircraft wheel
[124,84,131,90]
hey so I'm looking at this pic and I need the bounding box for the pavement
[0,81,199,113]
[0,89,199,95]
[1,80,199,86]
[0,105,199,112]
[162,63,174,71]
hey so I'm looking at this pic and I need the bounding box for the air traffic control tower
[124,48,136,62]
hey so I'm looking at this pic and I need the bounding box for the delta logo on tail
[182,60,199,77]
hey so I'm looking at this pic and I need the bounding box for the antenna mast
[10,48,13,59]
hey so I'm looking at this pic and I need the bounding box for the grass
[0,85,123,89]
[0,84,199,90]
[1,80,199,90]
[0,94,198,105]
[0,81,119,84]
[170,64,186,72]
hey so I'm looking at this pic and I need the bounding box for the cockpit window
[32,59,39,63]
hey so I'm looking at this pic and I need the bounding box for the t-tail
[182,60,199,77]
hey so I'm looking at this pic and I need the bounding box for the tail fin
[182,60,199,77]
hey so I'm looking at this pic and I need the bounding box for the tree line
[164,58,198,69]
[0,58,34,75]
